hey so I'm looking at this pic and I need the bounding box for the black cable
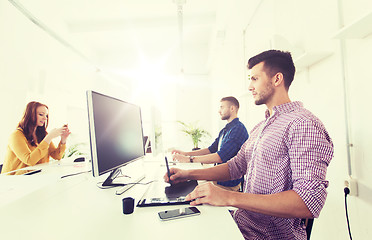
[344,187,353,240]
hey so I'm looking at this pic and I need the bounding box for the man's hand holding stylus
[163,168,190,185]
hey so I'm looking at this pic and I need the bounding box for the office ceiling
[15,0,232,77]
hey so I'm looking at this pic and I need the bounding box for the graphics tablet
[137,156,199,207]
[137,179,198,207]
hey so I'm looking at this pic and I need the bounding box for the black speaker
[122,197,135,214]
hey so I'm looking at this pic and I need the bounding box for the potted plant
[177,121,210,150]
[63,142,88,159]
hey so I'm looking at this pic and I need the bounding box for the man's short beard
[254,83,274,105]
[255,98,266,105]
[221,114,230,120]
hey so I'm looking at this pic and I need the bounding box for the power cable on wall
[336,0,356,238]
[344,187,353,240]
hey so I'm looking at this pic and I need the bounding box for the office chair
[239,177,244,192]
[302,218,314,240]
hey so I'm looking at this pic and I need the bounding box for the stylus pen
[165,156,173,185]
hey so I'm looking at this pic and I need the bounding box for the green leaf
[177,121,210,149]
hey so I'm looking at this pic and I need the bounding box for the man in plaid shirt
[165,50,334,240]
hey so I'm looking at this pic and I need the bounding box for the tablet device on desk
[137,156,198,207]
[137,179,198,207]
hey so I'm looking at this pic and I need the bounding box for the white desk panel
[0,158,244,240]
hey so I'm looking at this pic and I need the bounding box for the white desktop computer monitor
[86,90,145,187]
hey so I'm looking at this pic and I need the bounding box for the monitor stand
[98,167,145,190]
[100,168,126,188]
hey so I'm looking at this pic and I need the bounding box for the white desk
[0,156,244,240]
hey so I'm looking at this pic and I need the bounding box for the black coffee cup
[122,197,135,214]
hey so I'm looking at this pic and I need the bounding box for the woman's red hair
[18,101,49,146]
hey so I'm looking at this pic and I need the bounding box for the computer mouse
[73,157,85,162]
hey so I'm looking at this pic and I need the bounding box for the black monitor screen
[87,91,145,177]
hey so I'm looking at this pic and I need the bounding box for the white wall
[343,29,372,240]
[0,0,129,160]
[0,0,213,161]
[209,0,372,239]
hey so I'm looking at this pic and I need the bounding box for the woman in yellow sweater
[1,101,71,174]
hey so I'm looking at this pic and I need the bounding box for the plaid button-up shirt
[228,101,334,240]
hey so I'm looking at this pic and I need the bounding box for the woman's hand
[60,125,71,144]
[43,126,70,144]
[43,128,62,144]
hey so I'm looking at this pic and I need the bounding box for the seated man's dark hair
[221,96,240,108]
[247,50,296,89]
